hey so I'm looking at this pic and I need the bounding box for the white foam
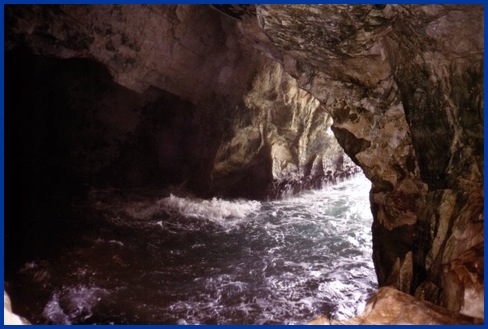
[160,194,261,226]
[42,286,109,324]
[41,173,376,324]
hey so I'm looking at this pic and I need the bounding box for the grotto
[3,4,484,324]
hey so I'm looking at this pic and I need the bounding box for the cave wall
[5,4,262,197]
[211,60,358,199]
[252,4,483,317]
[4,4,483,320]
[5,4,355,200]
[5,5,256,101]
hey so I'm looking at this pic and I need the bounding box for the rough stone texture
[5,4,257,102]
[253,4,483,317]
[212,60,358,199]
[5,5,271,199]
[438,242,484,319]
[4,3,483,324]
[309,286,483,325]
[5,4,357,201]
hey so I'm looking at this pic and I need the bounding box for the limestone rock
[439,243,484,319]
[253,4,483,312]
[4,3,484,323]
[211,60,359,199]
[309,286,483,325]
[6,5,261,103]
[6,4,355,200]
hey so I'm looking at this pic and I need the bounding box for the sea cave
[3,4,484,325]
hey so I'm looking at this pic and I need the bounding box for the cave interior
[3,4,484,325]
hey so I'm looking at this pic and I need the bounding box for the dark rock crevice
[330,126,371,167]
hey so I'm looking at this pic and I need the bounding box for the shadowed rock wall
[6,4,353,201]
[4,3,483,323]
[252,4,483,318]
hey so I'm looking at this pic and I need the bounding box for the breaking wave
[161,194,261,224]
[22,173,377,324]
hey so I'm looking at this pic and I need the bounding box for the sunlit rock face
[6,4,352,201]
[5,3,483,323]
[211,60,358,198]
[252,4,483,318]
[309,286,483,325]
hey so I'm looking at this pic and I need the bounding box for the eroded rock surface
[309,286,483,325]
[252,4,483,316]
[4,3,484,324]
[6,4,355,200]
[211,60,358,198]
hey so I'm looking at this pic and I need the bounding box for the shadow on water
[5,175,377,324]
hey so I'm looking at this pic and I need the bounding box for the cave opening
[5,29,380,327]
[5,3,483,325]
[5,41,376,325]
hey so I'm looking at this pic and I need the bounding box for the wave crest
[161,194,261,223]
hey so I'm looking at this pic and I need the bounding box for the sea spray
[22,173,376,324]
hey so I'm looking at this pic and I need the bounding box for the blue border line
[2,1,487,4]
[2,2,486,328]
[483,2,487,326]
[0,3,5,302]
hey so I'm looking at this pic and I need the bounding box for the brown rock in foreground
[310,286,483,325]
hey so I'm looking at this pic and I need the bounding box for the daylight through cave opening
[5,45,373,325]
[4,4,484,325]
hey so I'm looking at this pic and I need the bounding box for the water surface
[17,174,377,324]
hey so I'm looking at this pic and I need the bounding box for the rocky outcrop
[211,60,358,199]
[309,286,483,325]
[250,4,483,317]
[5,4,357,201]
[4,3,483,324]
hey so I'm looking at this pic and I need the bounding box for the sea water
[20,173,377,324]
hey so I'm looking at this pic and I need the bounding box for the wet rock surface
[309,286,483,325]
[253,4,483,317]
[4,4,484,324]
[4,291,29,325]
